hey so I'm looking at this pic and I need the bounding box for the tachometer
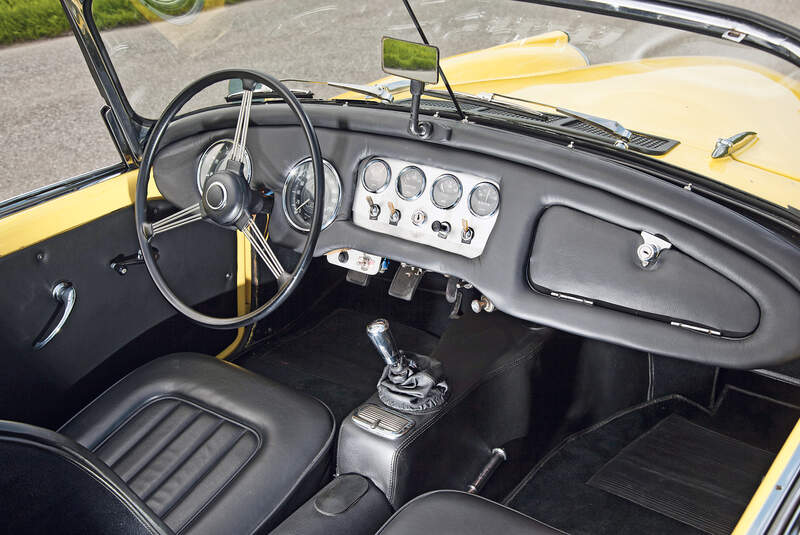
[469,182,500,217]
[431,174,462,209]
[397,166,426,200]
[362,159,391,193]
[197,139,252,192]
[282,158,342,232]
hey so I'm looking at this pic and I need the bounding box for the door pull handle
[33,282,76,350]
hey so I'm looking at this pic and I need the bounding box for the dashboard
[153,102,800,369]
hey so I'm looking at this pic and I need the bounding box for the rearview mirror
[381,37,439,84]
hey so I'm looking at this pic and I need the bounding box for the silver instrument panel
[352,157,500,258]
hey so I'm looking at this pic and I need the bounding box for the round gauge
[469,182,500,217]
[396,166,426,200]
[282,158,342,232]
[196,139,252,192]
[362,159,391,193]
[431,174,463,209]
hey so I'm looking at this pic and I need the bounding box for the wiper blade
[478,92,632,149]
[226,87,313,102]
[423,89,551,120]
[281,79,396,103]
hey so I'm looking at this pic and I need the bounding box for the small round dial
[431,174,462,209]
[282,158,342,232]
[396,166,426,200]
[196,139,252,192]
[362,159,391,193]
[469,182,500,217]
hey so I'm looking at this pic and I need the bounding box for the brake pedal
[388,264,425,301]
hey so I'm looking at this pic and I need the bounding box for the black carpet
[506,388,800,535]
[235,309,439,423]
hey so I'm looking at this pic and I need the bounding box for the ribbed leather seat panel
[92,398,258,533]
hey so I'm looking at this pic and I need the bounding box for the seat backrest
[0,420,172,535]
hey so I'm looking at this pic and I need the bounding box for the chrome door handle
[33,282,76,350]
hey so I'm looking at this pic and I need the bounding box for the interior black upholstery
[376,490,565,534]
[59,353,335,534]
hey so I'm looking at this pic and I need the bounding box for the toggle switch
[366,196,381,220]
[388,202,401,226]
[461,219,474,244]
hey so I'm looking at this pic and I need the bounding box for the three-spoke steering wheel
[135,69,324,329]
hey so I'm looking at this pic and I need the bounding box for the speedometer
[282,158,342,232]
[197,139,252,192]
[469,182,500,217]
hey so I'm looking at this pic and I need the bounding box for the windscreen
[94,0,800,209]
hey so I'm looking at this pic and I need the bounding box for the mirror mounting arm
[408,80,432,139]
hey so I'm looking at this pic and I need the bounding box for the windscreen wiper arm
[478,92,632,149]
[281,79,395,103]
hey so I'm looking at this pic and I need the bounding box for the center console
[272,311,550,534]
[338,311,550,508]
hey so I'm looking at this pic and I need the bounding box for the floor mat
[588,414,773,535]
[235,309,439,423]
[505,391,800,535]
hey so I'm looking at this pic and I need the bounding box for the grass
[0,0,244,47]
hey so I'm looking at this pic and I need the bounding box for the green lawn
[0,0,243,47]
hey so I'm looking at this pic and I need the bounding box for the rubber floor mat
[588,414,774,535]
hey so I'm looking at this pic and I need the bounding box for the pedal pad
[346,269,371,287]
[388,264,425,301]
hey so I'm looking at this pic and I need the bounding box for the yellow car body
[342,31,800,209]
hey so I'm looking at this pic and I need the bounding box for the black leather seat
[376,490,565,534]
[24,353,335,534]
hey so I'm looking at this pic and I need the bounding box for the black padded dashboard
[153,102,800,368]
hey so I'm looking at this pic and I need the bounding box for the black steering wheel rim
[135,69,325,330]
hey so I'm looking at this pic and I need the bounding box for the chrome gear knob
[366,318,400,367]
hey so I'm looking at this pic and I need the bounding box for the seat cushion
[376,490,565,535]
[60,353,334,535]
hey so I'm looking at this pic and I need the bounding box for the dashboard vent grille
[561,119,679,155]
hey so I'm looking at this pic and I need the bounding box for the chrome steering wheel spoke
[230,85,253,164]
[239,218,289,285]
[146,202,204,238]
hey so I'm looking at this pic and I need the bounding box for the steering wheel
[135,69,324,329]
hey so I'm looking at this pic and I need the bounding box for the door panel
[0,173,238,425]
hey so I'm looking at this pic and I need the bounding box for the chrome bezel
[281,157,342,232]
[468,182,501,218]
[396,166,426,201]
[430,174,463,210]
[196,139,252,193]
[361,159,392,194]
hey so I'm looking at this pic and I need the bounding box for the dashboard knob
[432,221,451,239]
[338,250,349,263]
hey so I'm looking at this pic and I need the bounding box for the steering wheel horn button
[205,181,228,210]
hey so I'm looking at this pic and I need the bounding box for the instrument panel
[352,157,500,258]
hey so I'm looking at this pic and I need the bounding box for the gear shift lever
[367,318,449,413]
[366,319,401,368]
